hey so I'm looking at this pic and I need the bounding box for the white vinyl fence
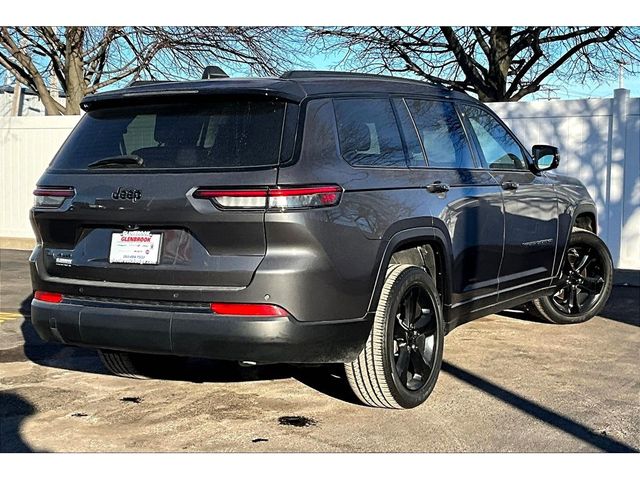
[0,115,80,239]
[0,89,638,270]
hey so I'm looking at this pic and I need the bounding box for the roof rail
[280,70,445,88]
[128,80,174,88]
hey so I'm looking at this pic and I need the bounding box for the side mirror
[531,144,560,172]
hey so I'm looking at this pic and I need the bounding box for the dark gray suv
[29,70,613,409]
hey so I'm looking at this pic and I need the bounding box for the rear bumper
[31,297,372,364]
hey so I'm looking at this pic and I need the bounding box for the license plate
[109,231,162,265]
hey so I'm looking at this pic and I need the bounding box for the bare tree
[0,26,300,115]
[306,27,640,101]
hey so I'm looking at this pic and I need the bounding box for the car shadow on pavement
[598,286,640,326]
[499,285,639,327]
[142,359,360,404]
[0,392,44,452]
[442,361,638,453]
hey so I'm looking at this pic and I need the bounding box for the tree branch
[440,27,488,95]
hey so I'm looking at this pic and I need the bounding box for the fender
[367,225,454,314]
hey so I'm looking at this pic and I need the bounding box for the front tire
[345,264,444,409]
[528,229,613,324]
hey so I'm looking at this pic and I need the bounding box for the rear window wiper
[87,155,144,169]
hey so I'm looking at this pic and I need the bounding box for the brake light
[193,185,342,210]
[34,291,63,303]
[210,303,289,317]
[194,189,268,209]
[33,187,75,208]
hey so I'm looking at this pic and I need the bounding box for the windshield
[51,98,287,170]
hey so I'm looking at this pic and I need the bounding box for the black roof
[80,71,472,110]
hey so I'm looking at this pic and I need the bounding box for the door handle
[502,181,519,190]
[427,182,450,193]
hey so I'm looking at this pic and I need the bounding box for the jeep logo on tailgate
[112,187,142,202]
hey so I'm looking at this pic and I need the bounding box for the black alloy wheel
[392,285,437,391]
[528,229,613,324]
[551,245,606,315]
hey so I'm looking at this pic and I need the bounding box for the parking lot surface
[1,248,638,452]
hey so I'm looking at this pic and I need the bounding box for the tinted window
[405,99,475,169]
[51,99,287,170]
[334,98,406,167]
[392,98,426,167]
[461,105,527,170]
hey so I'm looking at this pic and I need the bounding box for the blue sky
[305,50,639,101]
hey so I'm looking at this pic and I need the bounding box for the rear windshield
[51,99,287,170]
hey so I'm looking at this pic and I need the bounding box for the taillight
[193,188,268,209]
[268,186,342,209]
[193,185,342,211]
[33,187,75,208]
[210,303,289,317]
[34,291,63,303]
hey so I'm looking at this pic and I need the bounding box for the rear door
[397,98,505,311]
[32,97,291,289]
[459,104,558,296]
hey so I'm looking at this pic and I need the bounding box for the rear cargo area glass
[51,99,286,170]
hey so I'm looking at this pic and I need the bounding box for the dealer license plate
[109,231,162,265]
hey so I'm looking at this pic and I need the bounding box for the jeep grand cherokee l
[29,70,613,409]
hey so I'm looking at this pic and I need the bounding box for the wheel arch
[368,226,453,314]
[554,202,598,277]
[574,210,597,234]
[572,202,597,232]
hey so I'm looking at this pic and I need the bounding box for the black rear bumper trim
[31,299,373,364]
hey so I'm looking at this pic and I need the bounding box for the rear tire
[98,350,183,380]
[345,264,444,409]
[528,229,613,324]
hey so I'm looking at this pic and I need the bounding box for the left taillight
[193,185,343,211]
[268,186,342,210]
[33,187,75,208]
[34,291,63,303]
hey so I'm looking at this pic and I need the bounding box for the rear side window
[405,99,475,169]
[333,98,406,168]
[51,99,287,170]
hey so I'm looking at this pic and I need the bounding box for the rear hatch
[32,96,294,289]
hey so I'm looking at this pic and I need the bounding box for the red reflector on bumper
[210,303,289,317]
[34,291,63,303]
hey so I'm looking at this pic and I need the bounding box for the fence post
[607,88,629,268]
[11,82,23,116]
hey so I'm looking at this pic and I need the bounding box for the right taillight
[193,185,342,211]
[33,186,75,208]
